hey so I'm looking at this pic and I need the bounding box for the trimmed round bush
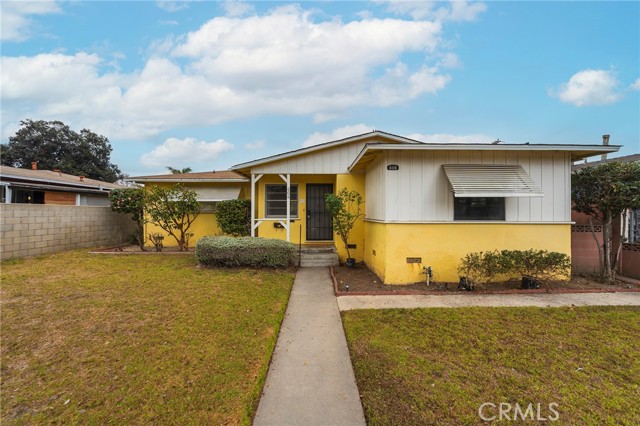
[196,236,296,268]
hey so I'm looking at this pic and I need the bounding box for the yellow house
[132,131,619,284]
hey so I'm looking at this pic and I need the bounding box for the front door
[306,184,333,241]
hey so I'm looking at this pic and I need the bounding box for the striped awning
[443,164,544,197]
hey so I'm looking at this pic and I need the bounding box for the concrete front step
[298,251,339,267]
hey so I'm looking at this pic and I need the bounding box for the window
[265,184,298,218]
[628,209,640,244]
[454,197,505,221]
[12,189,45,204]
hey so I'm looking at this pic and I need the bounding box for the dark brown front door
[306,184,333,241]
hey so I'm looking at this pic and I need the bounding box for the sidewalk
[337,291,640,311]
[253,267,366,426]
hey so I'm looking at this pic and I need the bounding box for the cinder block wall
[1,204,136,259]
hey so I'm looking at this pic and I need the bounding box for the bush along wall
[458,249,571,289]
[214,199,251,236]
[196,236,296,268]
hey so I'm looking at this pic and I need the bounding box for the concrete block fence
[0,204,136,260]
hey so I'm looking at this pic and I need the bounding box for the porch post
[251,173,256,237]
[286,173,291,242]
[251,173,264,237]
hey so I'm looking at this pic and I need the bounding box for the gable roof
[0,165,124,191]
[348,142,622,172]
[231,130,417,172]
[128,170,248,183]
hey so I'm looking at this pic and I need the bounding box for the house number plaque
[387,164,399,170]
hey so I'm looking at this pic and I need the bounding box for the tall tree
[167,166,193,174]
[572,162,640,283]
[1,119,122,182]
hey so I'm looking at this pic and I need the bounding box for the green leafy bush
[214,199,251,236]
[458,249,571,287]
[109,187,146,250]
[196,236,296,268]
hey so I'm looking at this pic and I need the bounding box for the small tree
[325,188,364,262]
[145,184,201,251]
[214,199,251,236]
[572,162,640,283]
[109,187,146,250]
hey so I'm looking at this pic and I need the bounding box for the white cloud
[1,0,61,41]
[553,69,622,107]
[140,137,234,167]
[381,1,486,22]
[631,78,640,91]
[1,5,466,140]
[221,1,255,17]
[156,1,189,13]
[407,133,495,143]
[245,140,266,150]
[303,124,374,147]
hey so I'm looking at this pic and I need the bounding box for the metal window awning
[443,164,544,197]
[193,186,241,202]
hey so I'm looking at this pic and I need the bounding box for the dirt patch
[332,264,640,295]
[91,245,194,254]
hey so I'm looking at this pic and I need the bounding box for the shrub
[457,250,502,288]
[458,249,571,287]
[214,199,251,236]
[109,187,146,250]
[196,236,296,268]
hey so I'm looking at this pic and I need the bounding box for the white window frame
[265,184,299,218]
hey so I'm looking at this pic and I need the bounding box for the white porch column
[286,173,291,242]
[278,173,291,242]
[250,173,263,237]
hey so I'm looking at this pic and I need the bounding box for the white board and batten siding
[249,141,370,174]
[365,150,571,223]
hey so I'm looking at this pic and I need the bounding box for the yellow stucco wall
[363,220,386,279]
[366,222,571,284]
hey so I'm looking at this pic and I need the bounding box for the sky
[1,0,639,177]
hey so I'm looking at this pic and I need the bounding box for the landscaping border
[330,266,640,297]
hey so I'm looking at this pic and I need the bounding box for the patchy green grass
[1,250,295,425]
[343,307,640,425]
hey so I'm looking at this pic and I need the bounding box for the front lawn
[343,307,640,425]
[1,250,295,425]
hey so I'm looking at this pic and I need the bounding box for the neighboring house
[129,131,618,284]
[126,170,249,242]
[571,153,640,279]
[0,164,123,206]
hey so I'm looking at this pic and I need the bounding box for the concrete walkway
[337,291,640,311]
[254,268,366,426]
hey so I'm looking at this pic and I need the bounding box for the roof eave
[125,178,248,183]
[348,143,622,171]
[0,173,120,190]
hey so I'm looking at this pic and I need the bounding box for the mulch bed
[331,263,640,296]
[90,245,195,254]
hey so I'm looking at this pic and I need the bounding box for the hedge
[196,236,296,268]
[458,249,571,287]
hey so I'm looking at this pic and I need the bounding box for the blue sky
[1,1,638,177]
